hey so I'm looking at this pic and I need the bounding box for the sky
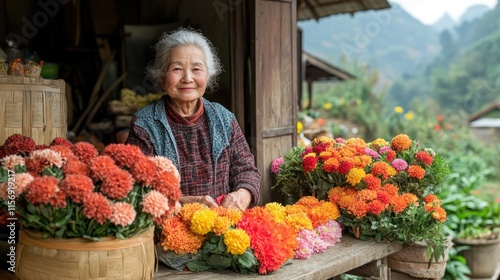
[389,0,498,25]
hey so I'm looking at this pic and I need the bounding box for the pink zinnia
[391,159,408,171]
[110,202,137,227]
[141,190,169,218]
[1,155,25,169]
[379,146,391,154]
[364,148,379,159]
[270,157,284,174]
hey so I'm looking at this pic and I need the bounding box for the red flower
[63,159,89,176]
[50,145,77,161]
[60,174,95,203]
[302,154,318,173]
[100,168,135,200]
[152,171,182,203]
[50,137,73,148]
[415,151,433,166]
[3,134,36,156]
[364,174,381,190]
[49,191,67,208]
[338,158,354,174]
[25,176,60,205]
[88,155,117,181]
[102,144,144,168]
[71,141,98,164]
[129,157,157,186]
[83,192,113,224]
[367,200,385,215]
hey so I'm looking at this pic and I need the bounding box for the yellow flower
[346,167,366,186]
[285,213,313,232]
[404,111,414,120]
[297,121,303,134]
[323,102,333,110]
[371,138,387,147]
[213,216,232,236]
[224,228,250,255]
[394,106,404,114]
[190,209,218,235]
[265,202,286,223]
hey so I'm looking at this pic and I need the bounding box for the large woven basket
[0,75,67,145]
[15,227,155,280]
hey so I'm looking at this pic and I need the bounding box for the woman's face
[162,45,208,103]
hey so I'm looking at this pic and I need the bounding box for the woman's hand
[179,195,218,208]
[220,188,252,211]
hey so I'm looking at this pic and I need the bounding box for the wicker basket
[0,75,67,145]
[15,227,155,280]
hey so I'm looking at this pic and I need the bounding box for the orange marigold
[407,165,426,180]
[390,134,413,152]
[161,216,205,254]
[348,200,368,219]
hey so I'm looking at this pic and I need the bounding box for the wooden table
[154,236,402,280]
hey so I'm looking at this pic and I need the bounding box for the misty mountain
[458,4,491,25]
[432,13,455,33]
[298,3,440,82]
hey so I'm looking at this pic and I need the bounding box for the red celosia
[59,174,95,203]
[25,176,60,205]
[100,168,135,200]
[102,144,144,168]
[71,141,98,164]
[83,192,113,225]
[415,151,434,166]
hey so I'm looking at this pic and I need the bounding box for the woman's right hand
[179,195,218,208]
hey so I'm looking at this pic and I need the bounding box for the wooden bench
[154,236,402,280]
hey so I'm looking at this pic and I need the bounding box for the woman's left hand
[220,188,252,211]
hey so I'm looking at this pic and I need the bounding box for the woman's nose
[181,70,193,82]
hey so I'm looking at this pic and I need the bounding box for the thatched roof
[297,0,391,21]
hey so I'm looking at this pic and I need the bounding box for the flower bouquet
[157,196,342,274]
[271,134,451,262]
[0,134,182,240]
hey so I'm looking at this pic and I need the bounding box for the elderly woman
[126,28,261,211]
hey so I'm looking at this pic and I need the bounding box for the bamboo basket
[15,227,155,280]
[0,75,67,145]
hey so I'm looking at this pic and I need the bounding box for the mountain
[432,13,455,33]
[298,3,440,82]
[458,4,491,25]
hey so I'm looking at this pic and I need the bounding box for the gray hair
[146,27,223,92]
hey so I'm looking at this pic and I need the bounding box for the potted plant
[271,134,452,279]
[442,180,500,279]
[0,134,182,279]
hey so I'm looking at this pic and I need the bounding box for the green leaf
[207,254,232,269]
[185,260,212,272]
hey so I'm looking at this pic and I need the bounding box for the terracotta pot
[453,236,500,279]
[387,237,452,279]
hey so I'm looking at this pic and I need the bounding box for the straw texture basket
[0,75,67,145]
[15,227,155,280]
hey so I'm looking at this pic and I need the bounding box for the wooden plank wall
[252,0,297,204]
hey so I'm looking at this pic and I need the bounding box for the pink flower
[364,148,379,159]
[315,220,342,247]
[14,173,34,195]
[141,190,169,218]
[391,159,408,171]
[270,157,284,174]
[31,149,63,168]
[148,156,180,182]
[379,146,391,154]
[110,202,137,227]
[1,155,25,169]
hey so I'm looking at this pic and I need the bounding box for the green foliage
[442,245,471,280]
[185,232,259,273]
